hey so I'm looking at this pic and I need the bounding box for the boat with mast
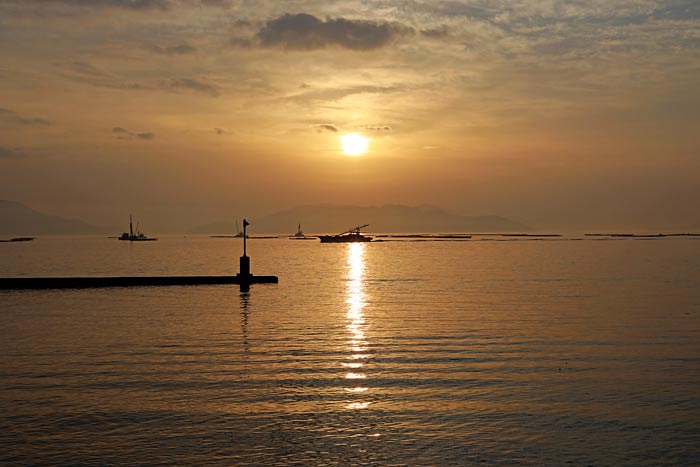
[289,223,315,240]
[234,220,245,238]
[318,224,372,243]
[118,215,157,241]
[211,220,247,238]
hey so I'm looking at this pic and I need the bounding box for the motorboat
[318,224,372,243]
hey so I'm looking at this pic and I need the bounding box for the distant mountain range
[0,200,107,235]
[1,201,531,236]
[190,204,531,234]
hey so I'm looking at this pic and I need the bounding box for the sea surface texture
[1,236,699,466]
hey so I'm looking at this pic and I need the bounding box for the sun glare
[341,133,369,156]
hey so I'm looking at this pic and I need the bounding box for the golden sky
[1,0,698,231]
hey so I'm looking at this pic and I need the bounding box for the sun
[341,133,369,156]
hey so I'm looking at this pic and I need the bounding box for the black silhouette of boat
[118,215,157,241]
[211,220,248,238]
[318,224,372,243]
[233,220,245,238]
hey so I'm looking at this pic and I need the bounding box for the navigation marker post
[235,218,278,289]
[240,218,251,279]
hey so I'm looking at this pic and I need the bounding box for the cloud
[198,0,229,6]
[18,117,51,126]
[0,107,51,126]
[421,26,449,39]
[55,61,143,90]
[113,126,154,140]
[362,125,392,131]
[57,62,220,97]
[252,13,414,51]
[33,0,171,10]
[311,123,338,133]
[653,1,700,21]
[145,44,196,55]
[2,0,235,17]
[165,78,221,97]
[0,146,26,159]
[64,61,109,77]
[309,122,392,136]
[286,85,401,105]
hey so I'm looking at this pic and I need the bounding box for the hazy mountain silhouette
[0,200,107,235]
[190,204,531,234]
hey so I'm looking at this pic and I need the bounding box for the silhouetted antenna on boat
[338,224,369,235]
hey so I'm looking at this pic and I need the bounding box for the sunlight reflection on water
[344,243,371,410]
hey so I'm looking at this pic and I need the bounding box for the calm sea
[1,236,699,466]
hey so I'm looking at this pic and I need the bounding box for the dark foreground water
[1,236,699,466]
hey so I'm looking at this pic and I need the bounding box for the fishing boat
[210,220,247,238]
[118,215,157,241]
[318,224,372,243]
[233,220,245,238]
[289,224,315,240]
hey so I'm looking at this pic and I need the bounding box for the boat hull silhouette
[118,215,157,241]
[318,224,372,243]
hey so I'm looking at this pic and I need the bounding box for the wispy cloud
[286,85,401,105]
[198,0,229,7]
[18,116,51,126]
[144,43,196,55]
[55,61,143,90]
[0,146,27,159]
[112,126,154,140]
[0,107,51,126]
[420,26,449,39]
[164,78,221,97]
[309,122,392,134]
[361,125,392,132]
[32,0,172,11]
[311,123,338,133]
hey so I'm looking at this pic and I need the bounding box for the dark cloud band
[35,0,171,10]
[253,13,413,51]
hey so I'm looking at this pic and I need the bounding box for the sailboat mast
[129,214,133,237]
